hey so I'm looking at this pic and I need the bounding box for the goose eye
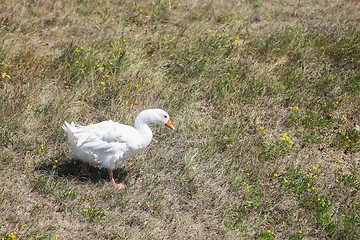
[164,115,168,119]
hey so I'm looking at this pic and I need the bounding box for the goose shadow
[35,156,128,184]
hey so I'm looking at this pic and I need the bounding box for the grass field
[1,0,360,239]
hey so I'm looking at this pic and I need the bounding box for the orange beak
[165,119,174,130]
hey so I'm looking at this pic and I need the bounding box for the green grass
[0,0,360,239]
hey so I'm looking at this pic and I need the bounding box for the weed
[224,209,247,233]
[82,206,105,221]
[279,165,314,195]
[289,232,303,240]
[299,194,330,213]
[256,231,276,240]
[0,61,11,79]
[63,187,77,200]
[345,72,360,93]
[258,140,292,162]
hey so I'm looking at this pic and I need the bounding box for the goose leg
[80,162,89,174]
[107,169,125,189]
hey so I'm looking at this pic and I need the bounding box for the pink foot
[107,169,125,190]
[114,182,126,189]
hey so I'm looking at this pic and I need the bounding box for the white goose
[62,109,174,189]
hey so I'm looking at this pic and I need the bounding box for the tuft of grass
[82,206,105,222]
[258,140,292,162]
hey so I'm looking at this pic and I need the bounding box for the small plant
[301,111,332,128]
[258,140,292,162]
[30,174,52,194]
[279,165,315,195]
[335,162,360,189]
[243,184,263,209]
[116,198,130,209]
[0,61,11,79]
[63,187,77,200]
[289,232,303,240]
[1,231,17,239]
[345,72,360,93]
[224,209,247,234]
[299,195,330,213]
[82,206,105,221]
[331,126,360,152]
[257,230,276,240]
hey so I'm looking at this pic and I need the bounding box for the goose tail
[62,121,78,145]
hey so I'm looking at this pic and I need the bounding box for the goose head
[135,109,174,130]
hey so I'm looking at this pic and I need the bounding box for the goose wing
[71,121,137,147]
[63,120,143,169]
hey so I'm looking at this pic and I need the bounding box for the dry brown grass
[1,0,360,239]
